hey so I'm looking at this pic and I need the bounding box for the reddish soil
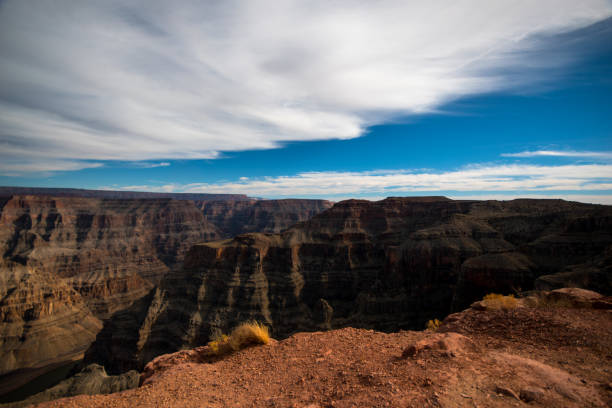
[34,298,612,408]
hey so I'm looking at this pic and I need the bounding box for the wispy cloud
[502,150,612,159]
[108,163,612,202]
[132,162,171,168]
[1,1,611,171]
[98,183,178,193]
[0,160,103,176]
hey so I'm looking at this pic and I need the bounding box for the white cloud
[1,1,611,170]
[98,183,179,193]
[111,163,612,201]
[502,150,612,159]
[0,160,103,175]
[132,162,171,168]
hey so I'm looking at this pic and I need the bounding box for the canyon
[29,288,612,407]
[83,196,612,375]
[0,190,331,396]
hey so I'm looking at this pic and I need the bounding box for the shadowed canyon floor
[31,289,612,408]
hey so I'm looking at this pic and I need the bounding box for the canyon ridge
[83,196,611,375]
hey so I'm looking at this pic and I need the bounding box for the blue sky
[1,1,611,202]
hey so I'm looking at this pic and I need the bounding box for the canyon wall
[0,193,333,393]
[198,199,333,236]
[0,196,221,392]
[84,197,612,373]
[0,195,222,318]
[0,261,102,395]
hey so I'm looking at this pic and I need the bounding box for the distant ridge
[0,186,250,201]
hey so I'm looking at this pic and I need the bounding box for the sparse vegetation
[426,318,441,331]
[207,321,270,356]
[535,295,585,309]
[482,293,518,310]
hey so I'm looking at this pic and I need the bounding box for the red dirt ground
[34,293,612,408]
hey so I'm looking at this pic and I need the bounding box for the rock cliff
[0,195,222,393]
[0,195,222,318]
[0,193,333,395]
[198,199,333,236]
[0,261,102,394]
[84,197,612,373]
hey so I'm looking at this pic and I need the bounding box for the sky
[1,1,611,203]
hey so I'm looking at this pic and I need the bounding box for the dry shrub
[426,318,441,331]
[482,293,518,310]
[207,321,270,356]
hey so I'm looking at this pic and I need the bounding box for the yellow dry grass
[482,293,518,310]
[426,318,441,331]
[207,321,270,356]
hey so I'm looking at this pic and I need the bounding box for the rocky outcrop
[198,199,333,236]
[85,197,612,373]
[1,364,139,407]
[0,262,102,394]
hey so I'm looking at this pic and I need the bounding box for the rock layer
[0,196,222,392]
[0,196,222,318]
[0,193,332,394]
[85,197,612,373]
[0,261,102,393]
[198,199,333,236]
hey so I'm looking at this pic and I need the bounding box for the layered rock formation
[0,195,222,317]
[0,195,222,393]
[0,262,102,395]
[0,193,333,395]
[198,199,333,236]
[85,197,612,373]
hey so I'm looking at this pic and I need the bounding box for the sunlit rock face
[85,197,612,373]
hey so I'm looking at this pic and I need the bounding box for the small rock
[495,385,520,400]
[470,300,487,311]
[520,387,544,403]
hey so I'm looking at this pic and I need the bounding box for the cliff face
[84,197,612,373]
[0,261,102,391]
[0,195,223,391]
[0,195,221,318]
[0,194,334,392]
[198,199,333,236]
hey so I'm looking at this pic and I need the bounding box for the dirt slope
[33,290,612,408]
